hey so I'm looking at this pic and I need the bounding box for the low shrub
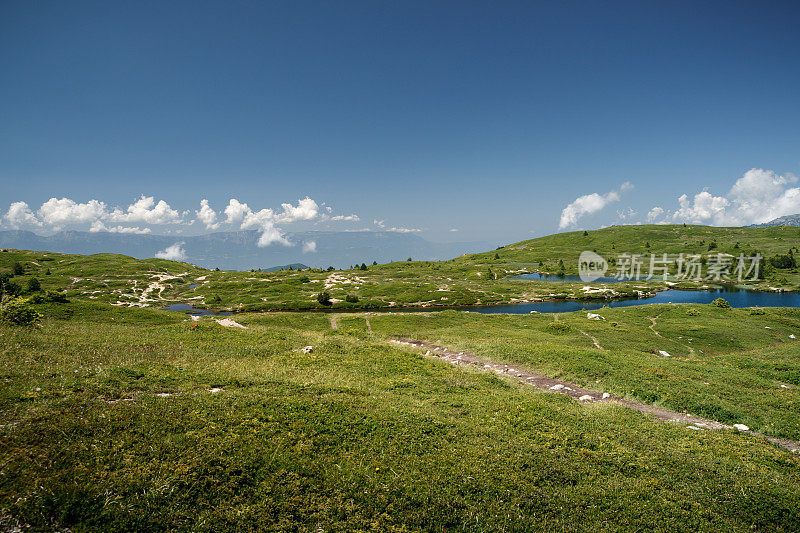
[544,321,571,334]
[0,297,42,326]
[345,294,359,303]
[686,308,700,316]
[712,298,731,308]
[317,291,332,306]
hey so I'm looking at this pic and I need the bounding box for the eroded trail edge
[391,337,799,454]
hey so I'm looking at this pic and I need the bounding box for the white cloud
[196,199,219,229]
[155,242,187,261]
[108,195,182,225]
[617,207,637,220]
[449,228,459,232]
[331,214,359,221]
[1,195,335,246]
[275,197,318,223]
[89,220,151,234]
[373,218,421,233]
[559,182,632,229]
[646,206,665,223]
[646,168,800,226]
[223,199,251,225]
[38,198,108,230]
[3,201,42,229]
[302,240,317,253]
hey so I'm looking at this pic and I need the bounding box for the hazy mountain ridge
[0,230,490,270]
[748,214,800,227]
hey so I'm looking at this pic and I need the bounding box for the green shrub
[544,321,571,334]
[12,262,24,275]
[749,307,766,315]
[686,308,700,316]
[712,298,730,308]
[317,291,332,306]
[27,277,41,293]
[298,276,310,283]
[0,297,42,326]
[345,294,359,303]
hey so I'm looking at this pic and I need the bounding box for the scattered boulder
[586,313,605,320]
[657,350,671,357]
[733,424,750,432]
[578,395,593,401]
[208,388,223,394]
[602,392,611,399]
[686,425,702,431]
[549,384,565,391]
[300,346,314,354]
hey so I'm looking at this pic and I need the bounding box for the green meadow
[1,225,799,530]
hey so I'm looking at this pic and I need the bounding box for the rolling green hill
[2,225,798,312]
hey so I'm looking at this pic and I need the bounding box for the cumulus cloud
[275,197,318,223]
[646,168,800,226]
[196,199,219,230]
[38,198,108,230]
[155,242,187,261]
[646,206,665,223]
[1,194,357,246]
[558,182,633,229]
[223,199,251,225]
[3,201,42,229]
[108,195,182,225]
[302,241,317,253]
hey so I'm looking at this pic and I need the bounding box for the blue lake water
[163,286,799,316]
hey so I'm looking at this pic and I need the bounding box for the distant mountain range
[748,214,800,228]
[0,230,491,270]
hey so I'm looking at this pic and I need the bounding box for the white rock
[300,346,314,354]
[156,392,172,398]
[208,388,223,394]
[686,425,702,430]
[602,393,610,399]
[578,395,593,401]
[549,384,565,391]
[733,424,750,432]
[657,350,671,357]
[790,334,797,339]
[587,313,605,320]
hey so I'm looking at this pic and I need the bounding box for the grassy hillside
[1,300,799,530]
[2,225,798,313]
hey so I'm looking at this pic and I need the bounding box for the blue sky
[2,1,800,245]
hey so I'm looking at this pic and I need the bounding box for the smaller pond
[511,273,628,283]
[163,303,232,316]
